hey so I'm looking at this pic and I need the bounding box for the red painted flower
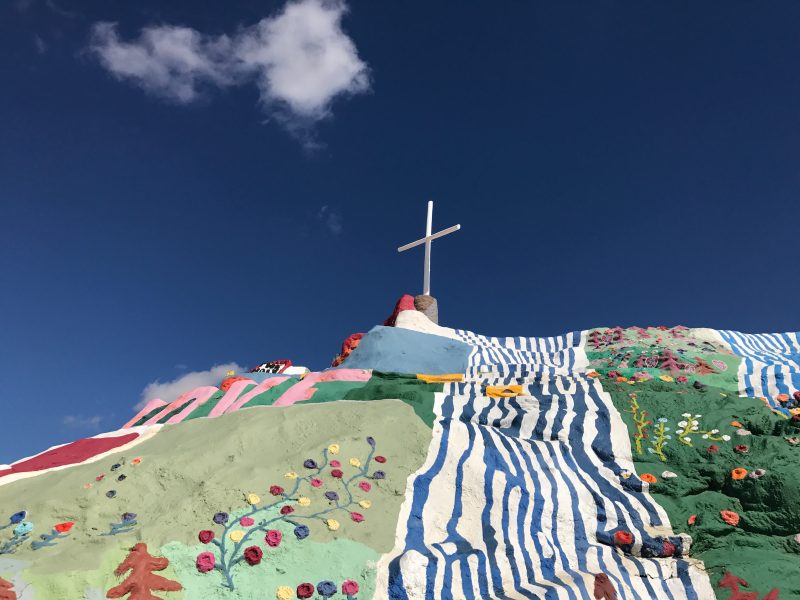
[358,481,372,492]
[95,474,105,482]
[720,510,740,526]
[243,545,263,566]
[330,460,342,468]
[54,522,74,533]
[239,517,254,527]
[331,469,344,478]
[297,583,315,599]
[270,485,284,496]
[196,552,215,573]
[734,444,749,454]
[198,530,215,544]
[687,515,696,525]
[265,529,282,547]
[707,445,719,453]
[280,505,294,515]
[661,541,676,557]
[374,456,387,463]
[351,512,364,523]
[613,531,633,546]
[342,580,359,595]
[676,376,688,383]
[311,478,323,487]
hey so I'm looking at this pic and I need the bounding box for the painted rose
[276,586,293,600]
[330,460,342,468]
[676,375,688,383]
[9,511,26,524]
[240,517,255,527]
[317,580,337,597]
[265,529,282,547]
[325,491,339,502]
[734,444,749,454]
[229,530,245,543]
[349,458,362,468]
[358,481,372,492]
[196,551,215,573]
[661,541,676,557]
[294,524,310,540]
[53,522,74,533]
[326,519,340,531]
[246,494,261,505]
[310,478,323,487]
[327,444,340,455]
[213,511,229,525]
[280,505,294,515]
[350,512,364,523]
[720,510,740,526]
[374,455,387,463]
[303,459,318,469]
[243,545,263,566]
[331,469,344,478]
[372,470,386,479]
[269,485,284,496]
[297,583,315,599]
[614,531,633,546]
[366,436,376,447]
[707,445,719,453]
[198,530,215,544]
[687,515,696,525]
[342,580,360,595]
[298,496,311,507]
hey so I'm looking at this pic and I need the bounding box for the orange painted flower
[731,468,748,480]
[587,371,601,378]
[720,510,740,526]
[131,457,142,466]
[616,376,628,382]
[54,522,74,533]
[730,421,742,428]
[777,393,790,403]
[640,473,657,484]
[687,514,696,525]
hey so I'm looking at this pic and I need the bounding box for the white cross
[397,200,460,296]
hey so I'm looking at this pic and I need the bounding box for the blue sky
[2,0,799,464]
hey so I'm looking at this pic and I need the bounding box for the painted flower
[325,491,340,502]
[270,485,285,496]
[121,512,137,523]
[777,393,790,403]
[721,435,731,441]
[54,522,74,533]
[736,429,752,436]
[196,551,215,573]
[294,524,310,540]
[131,457,142,465]
[749,468,767,479]
[243,545,263,566]
[614,531,633,546]
[359,481,372,492]
[720,510,740,526]
[787,437,800,445]
[373,470,386,480]
[687,515,696,525]
[276,586,293,600]
[9,511,26,524]
[213,512,229,525]
[734,444,749,454]
[375,456,387,464]
[616,376,628,382]
[350,512,365,523]
[328,444,340,455]
[661,471,677,479]
[297,583,315,599]
[676,376,688,383]
[331,469,344,478]
[640,473,657,484]
[317,581,337,597]
[326,519,340,531]
[607,371,620,378]
[731,421,742,428]
[247,494,261,505]
[349,458,362,468]
[298,496,311,507]
[587,371,601,378]
[198,530,215,544]
[13,521,33,536]
[620,470,632,479]
[265,529,282,547]
[795,533,800,545]
[731,468,748,480]
[330,460,342,468]
[96,474,105,482]
[280,505,294,515]
[677,421,688,428]
[661,541,676,557]
[310,478,323,487]
[366,436,376,447]
[342,580,360,595]
[359,500,372,509]
[229,530,245,543]
[659,375,674,382]
[303,459,318,469]
[285,471,298,480]
[240,517,255,527]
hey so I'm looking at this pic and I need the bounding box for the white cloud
[136,362,244,411]
[89,0,369,135]
[33,35,47,55]
[63,414,103,429]
[317,205,343,234]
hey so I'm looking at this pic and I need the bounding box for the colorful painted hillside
[1,296,799,600]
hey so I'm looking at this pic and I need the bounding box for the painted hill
[1,297,799,600]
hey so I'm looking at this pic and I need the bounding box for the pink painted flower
[196,551,215,573]
[676,376,688,383]
[265,529,282,547]
[239,517,254,527]
[661,541,676,557]
[310,478,323,487]
[734,444,749,454]
[707,445,719,453]
[330,460,341,468]
[280,505,294,515]
[342,580,360,595]
[358,481,372,492]
[331,469,344,478]
[198,530,215,544]
[350,512,364,522]
[374,456,387,463]
[269,485,284,496]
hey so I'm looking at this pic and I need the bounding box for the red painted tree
[106,543,182,600]
[692,357,717,375]
[718,572,779,600]
[658,349,683,373]
[0,576,16,600]
[593,573,616,599]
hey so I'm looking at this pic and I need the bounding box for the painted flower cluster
[195,437,386,590]
[0,510,74,554]
[275,579,360,599]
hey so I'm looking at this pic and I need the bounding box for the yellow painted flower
[326,519,340,531]
[246,493,261,505]
[276,587,293,600]
[358,500,372,509]
[226,370,235,376]
[659,375,674,382]
[285,471,298,480]
[626,381,636,385]
[328,444,340,455]
[229,531,245,542]
[298,496,311,507]
[349,458,362,468]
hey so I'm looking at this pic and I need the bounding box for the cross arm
[397,224,461,252]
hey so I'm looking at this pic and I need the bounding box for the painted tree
[718,572,779,600]
[0,576,16,600]
[691,356,717,375]
[658,349,683,373]
[106,543,182,600]
[593,573,616,599]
